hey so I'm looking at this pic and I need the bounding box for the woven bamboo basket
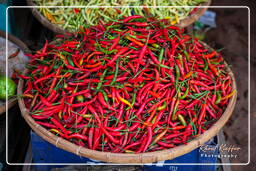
[17,43,237,163]
[27,0,211,34]
[0,31,30,115]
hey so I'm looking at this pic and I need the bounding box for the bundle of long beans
[33,0,208,31]
[21,15,235,153]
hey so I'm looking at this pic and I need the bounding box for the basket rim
[17,42,237,163]
[0,30,30,115]
[26,0,211,34]
[0,30,30,54]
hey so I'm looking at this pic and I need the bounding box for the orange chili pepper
[84,62,102,68]
[86,51,103,62]
[45,11,56,23]
[184,71,193,79]
[152,128,168,144]
[171,125,186,130]
[207,58,219,76]
[221,90,236,100]
[117,96,133,108]
[125,36,144,47]
[23,94,34,98]
[204,51,217,59]
[149,90,160,98]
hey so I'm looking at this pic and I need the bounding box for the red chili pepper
[123,15,143,22]
[50,118,70,135]
[107,47,129,66]
[141,127,153,152]
[69,133,88,141]
[204,51,217,59]
[19,74,31,79]
[35,121,57,128]
[71,96,97,108]
[98,92,117,112]
[197,103,206,125]
[34,73,55,85]
[109,35,120,51]
[207,58,219,76]
[88,127,94,149]
[39,95,52,107]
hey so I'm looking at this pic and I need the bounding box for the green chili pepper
[76,95,84,102]
[95,43,117,54]
[184,50,190,61]
[148,46,158,51]
[158,48,165,64]
[129,46,139,50]
[157,101,167,110]
[63,83,68,89]
[203,58,208,71]
[96,68,108,90]
[126,92,137,110]
[211,61,220,65]
[111,58,119,85]
[106,24,121,30]
[67,56,75,66]
[151,43,159,49]
[99,89,109,104]
[178,114,187,126]
[175,64,180,82]
[157,64,172,69]
[190,121,197,135]
[180,87,189,99]
[215,91,222,104]
[103,49,117,54]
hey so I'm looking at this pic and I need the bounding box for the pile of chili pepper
[33,0,207,31]
[21,15,236,153]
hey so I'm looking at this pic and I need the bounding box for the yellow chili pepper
[221,90,236,100]
[171,14,179,25]
[81,114,92,118]
[184,71,193,79]
[178,114,187,126]
[45,11,56,23]
[79,58,84,66]
[76,95,84,102]
[118,96,133,108]
[56,52,68,64]
[152,128,168,144]
[58,111,62,119]
[157,101,167,111]
[125,150,135,153]
[31,92,39,107]
[23,93,34,98]
[151,115,157,124]
[172,98,180,121]
[171,20,177,25]
[86,9,91,14]
[50,129,60,134]
[175,14,180,23]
